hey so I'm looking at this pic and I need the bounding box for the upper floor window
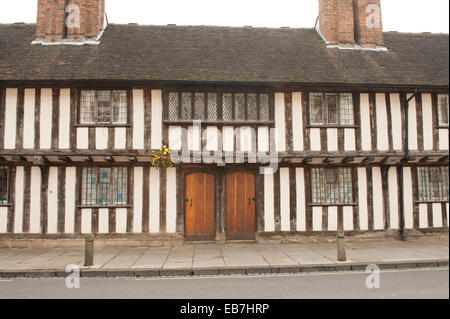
[79,90,128,125]
[81,167,128,206]
[309,93,354,126]
[417,166,449,202]
[166,90,273,123]
[311,167,353,204]
[437,94,449,126]
[0,167,8,204]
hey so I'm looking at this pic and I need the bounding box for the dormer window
[79,90,128,125]
[309,93,354,126]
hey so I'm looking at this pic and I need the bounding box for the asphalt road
[0,268,448,299]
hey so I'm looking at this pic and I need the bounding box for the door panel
[185,173,215,241]
[226,172,256,240]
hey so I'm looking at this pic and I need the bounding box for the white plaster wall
[279,168,290,232]
[14,167,24,233]
[421,94,434,150]
[81,208,92,234]
[4,88,18,149]
[133,89,144,150]
[418,204,428,229]
[133,167,143,233]
[223,126,234,152]
[258,126,269,152]
[29,166,41,234]
[59,88,71,149]
[310,128,321,151]
[390,93,403,151]
[292,92,304,151]
[407,94,418,150]
[376,93,389,151]
[343,206,353,231]
[360,93,372,151]
[388,167,399,229]
[151,89,163,149]
[327,128,338,152]
[166,167,177,233]
[432,203,443,228]
[274,93,286,152]
[344,129,356,151]
[264,168,275,232]
[114,127,127,149]
[64,167,76,234]
[296,168,306,232]
[23,89,36,149]
[98,208,109,233]
[169,126,182,150]
[0,207,7,233]
[312,206,322,231]
[438,129,449,151]
[149,168,160,233]
[357,167,369,230]
[116,208,128,233]
[372,167,384,230]
[95,127,108,150]
[47,167,58,234]
[327,206,337,231]
[403,167,414,229]
[205,126,219,151]
[40,88,53,149]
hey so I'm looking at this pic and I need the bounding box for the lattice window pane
[235,93,245,120]
[181,92,192,120]
[112,90,127,124]
[223,93,233,121]
[96,91,111,124]
[429,167,442,200]
[194,93,205,120]
[417,167,429,201]
[98,168,112,205]
[80,90,96,124]
[0,168,8,204]
[311,168,325,204]
[438,94,449,126]
[310,93,323,124]
[339,168,353,204]
[339,93,354,125]
[326,94,338,125]
[325,168,338,204]
[81,168,97,206]
[168,92,179,121]
[259,93,270,121]
[442,167,449,200]
[113,168,127,205]
[247,93,258,120]
[207,93,217,121]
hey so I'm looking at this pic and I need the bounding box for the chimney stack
[35,0,105,43]
[317,0,384,49]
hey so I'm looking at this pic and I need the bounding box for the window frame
[79,167,129,208]
[77,89,131,127]
[308,92,356,127]
[310,167,355,206]
[163,88,275,125]
[417,166,449,203]
[436,93,449,127]
[0,166,9,205]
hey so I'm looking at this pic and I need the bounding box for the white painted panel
[114,127,127,149]
[372,167,384,230]
[376,93,389,151]
[258,126,269,152]
[223,126,234,152]
[59,88,71,149]
[388,167,399,230]
[390,93,403,151]
[168,126,182,150]
[296,168,306,232]
[98,208,109,234]
[4,88,18,149]
[327,206,337,231]
[310,128,321,151]
[274,93,286,152]
[133,167,143,233]
[280,168,290,232]
[81,209,92,234]
[438,129,449,151]
[344,129,356,151]
[240,126,252,152]
[64,167,76,233]
[149,168,160,233]
[343,206,354,231]
[418,204,428,229]
[116,208,128,233]
[432,203,443,228]
[151,89,163,150]
[447,203,449,227]
[205,126,219,151]
[76,127,89,149]
[166,167,177,233]
[95,127,108,150]
[403,167,414,229]
[47,167,58,234]
[0,207,7,233]
[357,168,368,230]
[14,167,24,233]
[292,92,304,151]
[29,166,41,234]
[327,128,338,152]
[407,93,418,150]
[360,93,372,151]
[23,89,36,149]
[133,89,145,150]
[421,94,434,150]
[188,125,201,151]
[312,207,322,231]
[264,168,275,232]
[40,88,53,149]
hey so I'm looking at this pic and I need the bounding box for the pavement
[0,236,448,278]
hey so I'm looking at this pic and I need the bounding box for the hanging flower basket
[151,145,173,169]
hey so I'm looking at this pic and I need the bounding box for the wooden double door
[185,171,255,241]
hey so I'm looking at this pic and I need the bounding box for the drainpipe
[398,89,418,241]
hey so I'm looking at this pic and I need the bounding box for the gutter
[398,89,418,241]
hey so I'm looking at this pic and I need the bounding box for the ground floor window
[417,166,449,201]
[311,167,353,204]
[0,167,8,204]
[81,167,128,206]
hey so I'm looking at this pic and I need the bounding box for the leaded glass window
[309,93,354,125]
[0,167,8,204]
[79,90,128,125]
[81,167,128,206]
[437,94,449,126]
[311,168,353,204]
[418,166,449,201]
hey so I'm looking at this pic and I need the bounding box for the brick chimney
[35,0,105,43]
[317,0,385,49]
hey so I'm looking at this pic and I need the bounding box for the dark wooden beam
[58,156,72,163]
[419,156,430,163]
[323,158,334,164]
[82,156,93,162]
[0,156,6,162]
[438,156,449,163]
[12,156,27,162]
[302,157,312,164]
[361,156,375,164]
[342,157,354,164]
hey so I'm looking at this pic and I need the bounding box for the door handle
[186,199,193,207]
[190,199,192,207]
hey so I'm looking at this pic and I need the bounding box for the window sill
[435,126,449,129]
[415,200,449,204]
[308,203,357,207]
[163,120,275,126]
[306,125,359,129]
[77,205,132,209]
[75,124,131,128]
[0,203,12,207]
